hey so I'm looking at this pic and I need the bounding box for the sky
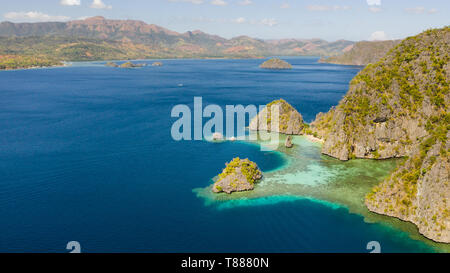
[1,0,449,41]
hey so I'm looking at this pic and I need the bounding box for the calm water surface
[0,58,436,252]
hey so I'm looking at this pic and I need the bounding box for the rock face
[105,61,119,67]
[213,158,263,194]
[285,136,293,148]
[319,40,400,66]
[120,61,145,68]
[310,27,450,243]
[249,99,305,135]
[259,58,292,70]
[212,132,224,141]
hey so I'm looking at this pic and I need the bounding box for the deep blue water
[0,57,434,252]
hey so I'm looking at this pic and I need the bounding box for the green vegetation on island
[119,61,146,68]
[259,58,292,69]
[105,61,146,68]
[213,158,262,194]
[309,27,449,243]
[0,54,61,70]
[249,99,306,134]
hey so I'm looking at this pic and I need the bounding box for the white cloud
[405,7,438,14]
[4,11,70,22]
[280,3,290,9]
[369,7,382,13]
[260,18,278,27]
[167,0,204,4]
[238,0,252,6]
[232,17,246,24]
[367,0,381,6]
[369,31,388,41]
[90,0,112,9]
[307,5,351,12]
[60,0,81,6]
[211,0,227,6]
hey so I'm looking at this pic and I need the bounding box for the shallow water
[195,135,449,252]
[0,57,445,252]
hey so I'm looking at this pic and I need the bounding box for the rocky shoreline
[308,27,449,243]
[209,28,449,244]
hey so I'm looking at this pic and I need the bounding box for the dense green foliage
[260,58,292,69]
[312,27,449,227]
[337,27,449,157]
[360,27,449,217]
[217,157,262,185]
[0,55,61,70]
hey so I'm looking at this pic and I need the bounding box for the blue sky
[1,0,449,41]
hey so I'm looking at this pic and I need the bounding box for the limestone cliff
[311,27,449,243]
[249,99,305,135]
[213,158,262,194]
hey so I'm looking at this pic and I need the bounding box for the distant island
[0,16,355,70]
[319,40,400,66]
[105,61,146,68]
[259,58,292,70]
[213,158,262,194]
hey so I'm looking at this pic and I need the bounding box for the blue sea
[0,57,437,252]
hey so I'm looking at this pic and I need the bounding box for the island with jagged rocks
[120,61,146,68]
[0,55,62,70]
[249,99,305,134]
[212,157,262,194]
[308,27,449,243]
[105,61,119,67]
[105,61,146,68]
[259,58,292,70]
[285,136,293,148]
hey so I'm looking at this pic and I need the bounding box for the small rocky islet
[212,158,262,194]
[259,58,292,70]
[285,136,293,148]
[249,98,305,135]
[105,61,146,68]
[212,99,304,194]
